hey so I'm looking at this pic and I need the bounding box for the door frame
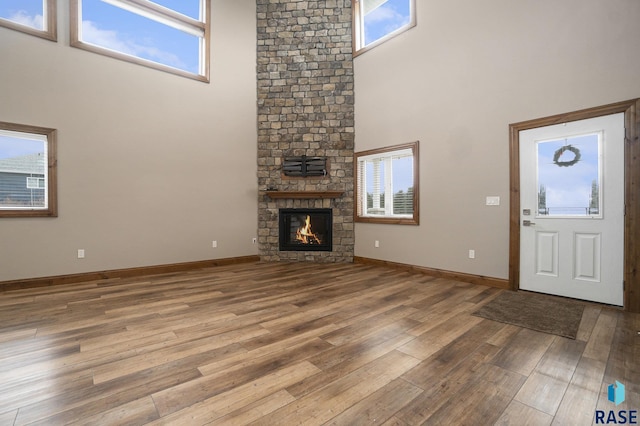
[509,99,640,312]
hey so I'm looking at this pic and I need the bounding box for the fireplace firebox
[279,208,332,252]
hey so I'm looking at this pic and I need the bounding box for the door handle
[523,220,536,226]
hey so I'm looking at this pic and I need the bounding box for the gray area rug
[472,291,585,339]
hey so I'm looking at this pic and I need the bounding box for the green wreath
[553,145,581,167]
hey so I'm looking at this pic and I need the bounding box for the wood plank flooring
[0,262,638,425]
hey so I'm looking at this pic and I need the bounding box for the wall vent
[283,156,327,177]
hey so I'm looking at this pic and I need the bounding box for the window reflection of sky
[0,0,43,29]
[1,1,203,75]
[537,133,600,216]
[365,156,413,193]
[81,0,200,74]
[364,0,412,46]
[0,135,46,159]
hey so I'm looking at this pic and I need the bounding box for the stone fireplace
[256,0,354,262]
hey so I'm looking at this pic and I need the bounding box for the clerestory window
[70,0,210,82]
[355,141,419,225]
[352,0,416,56]
[0,0,57,41]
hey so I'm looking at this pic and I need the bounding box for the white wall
[0,0,257,281]
[354,0,640,279]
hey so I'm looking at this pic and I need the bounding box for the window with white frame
[0,0,57,41]
[70,0,210,82]
[26,177,46,189]
[355,141,419,224]
[352,0,416,55]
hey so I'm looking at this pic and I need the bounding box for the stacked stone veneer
[256,0,354,262]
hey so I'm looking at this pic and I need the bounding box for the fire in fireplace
[279,208,332,251]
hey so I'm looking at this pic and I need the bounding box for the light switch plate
[486,196,500,206]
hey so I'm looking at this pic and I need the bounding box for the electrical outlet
[374,240,380,248]
[77,249,85,259]
[212,240,217,248]
[252,237,257,244]
[469,249,475,259]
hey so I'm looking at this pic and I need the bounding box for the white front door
[519,113,624,306]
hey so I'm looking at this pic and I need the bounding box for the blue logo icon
[608,381,626,406]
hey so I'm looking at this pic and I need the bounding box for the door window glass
[536,133,601,217]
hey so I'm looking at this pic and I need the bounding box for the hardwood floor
[0,262,637,425]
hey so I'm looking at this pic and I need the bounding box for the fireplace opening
[279,208,332,252]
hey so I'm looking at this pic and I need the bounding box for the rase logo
[610,381,626,406]
[595,381,637,424]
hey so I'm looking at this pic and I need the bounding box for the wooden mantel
[263,190,344,199]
